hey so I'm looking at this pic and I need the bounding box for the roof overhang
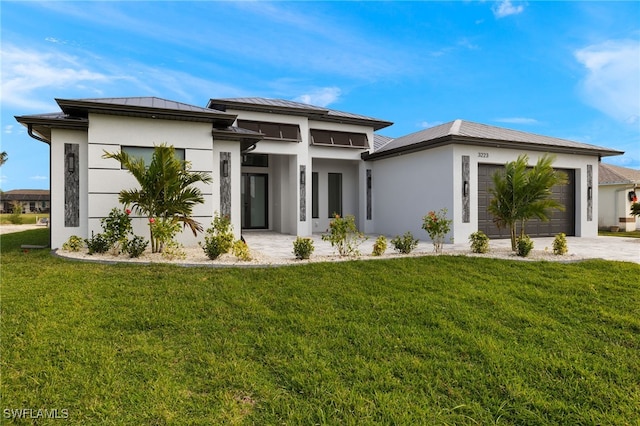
[362,135,625,161]
[15,113,89,144]
[57,98,237,127]
[211,127,265,153]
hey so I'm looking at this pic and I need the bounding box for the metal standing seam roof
[367,119,624,159]
[599,163,640,185]
[207,97,394,131]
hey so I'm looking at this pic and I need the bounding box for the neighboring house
[0,189,50,214]
[16,97,623,249]
[598,163,640,231]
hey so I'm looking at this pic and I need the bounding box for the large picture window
[121,146,185,168]
[328,173,342,217]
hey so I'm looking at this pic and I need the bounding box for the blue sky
[1,1,639,191]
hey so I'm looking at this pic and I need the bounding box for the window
[312,172,319,219]
[310,130,369,148]
[121,146,185,168]
[242,154,269,167]
[237,120,301,141]
[328,173,342,217]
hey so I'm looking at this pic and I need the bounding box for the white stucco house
[598,163,640,231]
[16,97,623,249]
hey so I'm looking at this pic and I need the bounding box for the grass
[2,229,639,425]
[0,213,49,225]
[599,229,640,238]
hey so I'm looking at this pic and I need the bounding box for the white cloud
[492,1,525,19]
[495,117,539,125]
[575,39,640,125]
[294,87,342,107]
[420,121,443,129]
[0,44,113,111]
[4,125,14,134]
[30,175,48,181]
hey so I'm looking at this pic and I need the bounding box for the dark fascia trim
[15,115,89,144]
[56,98,237,126]
[362,135,624,161]
[208,99,393,131]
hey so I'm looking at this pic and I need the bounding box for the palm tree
[103,144,212,252]
[488,154,567,251]
[0,151,7,166]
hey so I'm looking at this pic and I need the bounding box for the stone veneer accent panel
[220,152,231,218]
[587,164,593,221]
[462,156,470,223]
[64,143,79,227]
[299,165,306,221]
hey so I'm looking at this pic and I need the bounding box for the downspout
[241,143,258,155]
[27,124,50,144]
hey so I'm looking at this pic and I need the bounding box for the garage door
[477,164,575,238]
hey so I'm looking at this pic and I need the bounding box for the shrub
[123,235,148,258]
[8,201,22,224]
[293,237,314,260]
[150,218,181,254]
[552,233,568,255]
[62,235,84,252]
[391,232,419,254]
[201,213,234,260]
[101,208,133,254]
[162,240,186,260]
[321,214,366,257]
[516,235,534,257]
[372,235,387,256]
[469,231,490,254]
[422,208,452,253]
[232,239,252,261]
[86,233,110,255]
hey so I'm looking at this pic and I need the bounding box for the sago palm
[103,144,212,252]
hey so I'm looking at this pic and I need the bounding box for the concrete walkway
[244,232,640,264]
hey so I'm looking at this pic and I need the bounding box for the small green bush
[162,240,186,260]
[232,239,252,261]
[86,233,110,255]
[422,208,452,253]
[469,231,490,254]
[321,214,366,257]
[516,235,534,257]
[201,213,234,260]
[62,235,84,252]
[391,232,419,254]
[101,208,133,253]
[123,235,148,258]
[552,233,568,255]
[372,235,387,256]
[8,201,22,224]
[293,237,314,260]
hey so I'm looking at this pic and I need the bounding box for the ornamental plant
[469,231,490,254]
[149,218,181,253]
[322,214,366,257]
[372,235,387,256]
[62,235,84,252]
[552,232,568,255]
[422,208,452,253]
[516,234,534,257]
[391,232,418,254]
[232,239,252,261]
[201,213,235,260]
[101,207,133,254]
[293,237,314,260]
[123,235,148,258]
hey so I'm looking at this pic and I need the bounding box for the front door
[241,173,268,229]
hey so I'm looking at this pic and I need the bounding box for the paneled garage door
[477,164,575,238]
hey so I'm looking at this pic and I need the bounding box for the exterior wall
[86,114,223,246]
[310,158,360,233]
[599,184,639,230]
[370,144,601,243]
[50,128,89,249]
[372,145,455,241]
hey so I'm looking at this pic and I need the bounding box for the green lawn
[599,229,640,238]
[0,213,50,225]
[2,229,639,425]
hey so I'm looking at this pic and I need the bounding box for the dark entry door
[241,173,268,229]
